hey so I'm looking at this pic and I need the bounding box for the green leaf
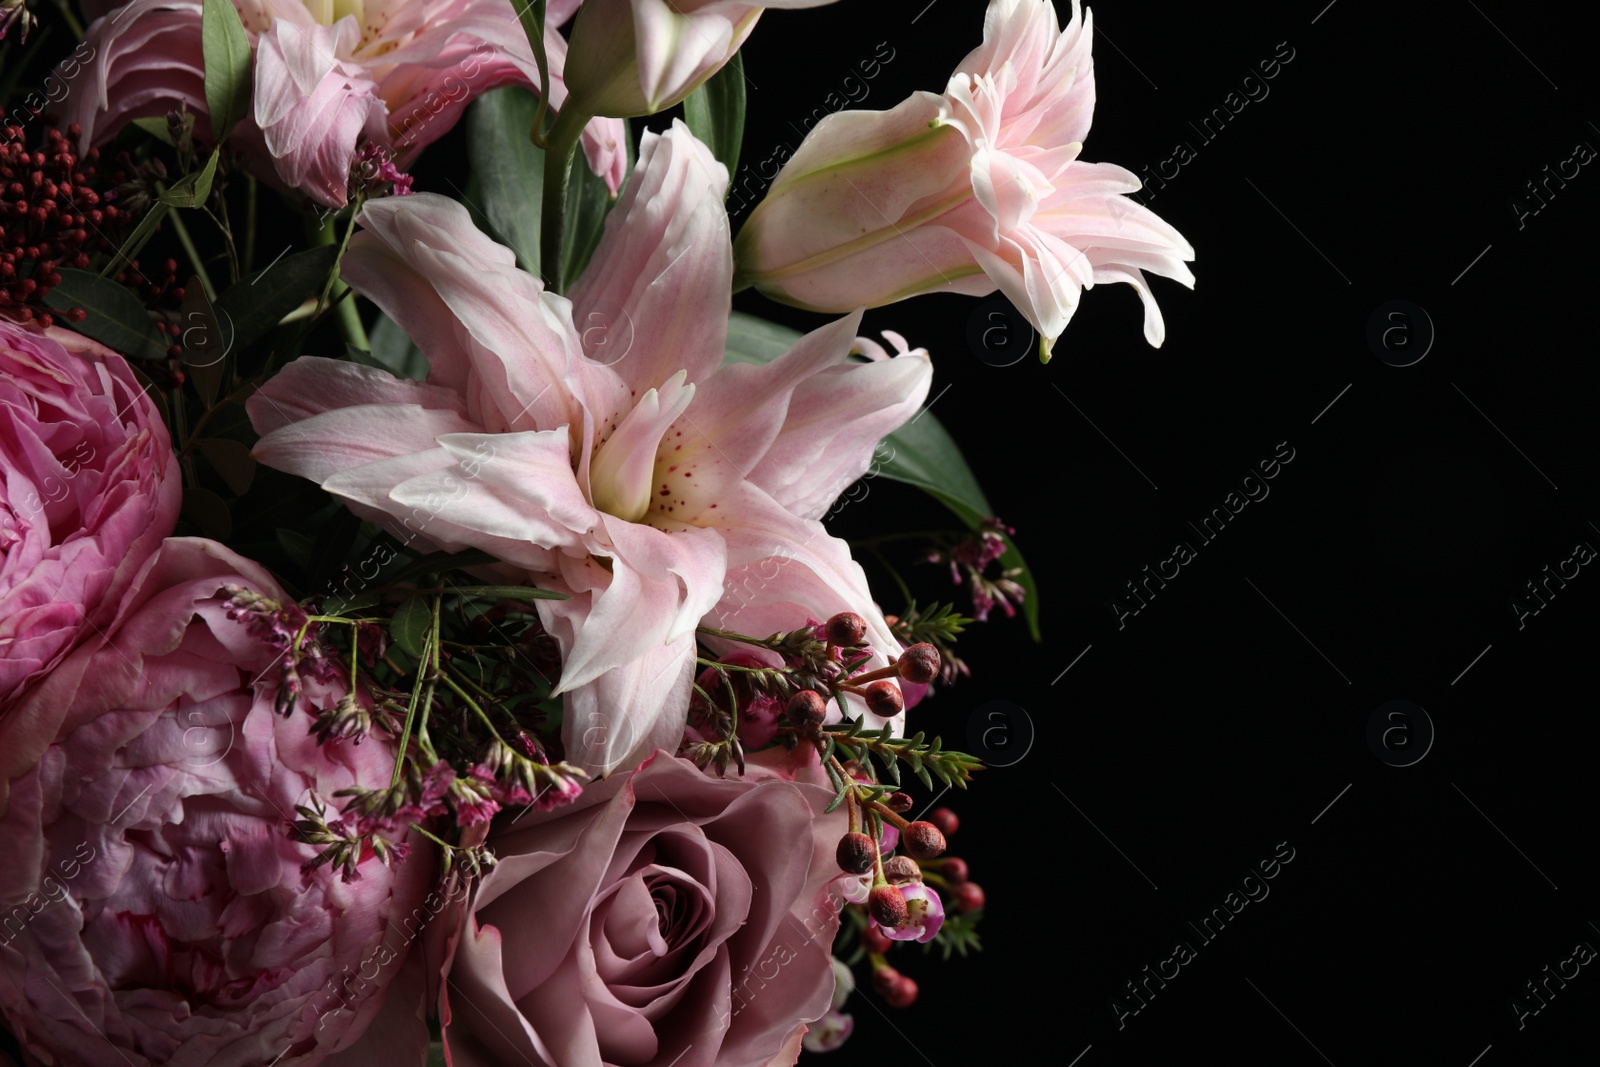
[561,139,618,286]
[466,86,546,274]
[179,275,229,406]
[447,584,571,602]
[43,270,168,360]
[130,116,175,145]
[683,52,746,180]
[215,244,339,352]
[100,202,170,281]
[196,438,255,495]
[201,0,252,145]
[354,312,430,381]
[391,596,431,658]
[158,151,220,209]
[722,312,1041,638]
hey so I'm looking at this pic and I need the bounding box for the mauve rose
[440,746,849,1067]
[0,322,180,710]
[0,538,435,1067]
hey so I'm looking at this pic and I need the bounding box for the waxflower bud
[861,924,893,955]
[786,689,827,730]
[871,965,903,998]
[864,681,903,718]
[885,973,918,1009]
[836,832,877,875]
[885,792,913,813]
[868,884,907,928]
[903,821,946,860]
[953,881,985,913]
[939,856,969,884]
[825,611,867,646]
[929,806,960,837]
[882,856,921,885]
[896,642,941,684]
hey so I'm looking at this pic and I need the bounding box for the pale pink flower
[735,0,1194,360]
[0,323,180,717]
[248,121,931,776]
[0,537,436,1067]
[438,745,848,1067]
[67,0,627,208]
[563,0,840,118]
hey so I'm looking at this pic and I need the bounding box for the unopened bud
[868,884,906,928]
[885,973,918,1009]
[786,689,827,730]
[953,881,985,913]
[896,642,940,684]
[825,611,867,646]
[903,821,946,860]
[836,832,876,875]
[871,965,903,997]
[862,924,893,955]
[882,856,921,885]
[864,681,903,718]
[929,807,959,837]
[885,791,913,813]
[939,856,969,884]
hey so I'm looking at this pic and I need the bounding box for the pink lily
[67,0,627,208]
[563,0,841,118]
[735,0,1194,360]
[247,121,932,776]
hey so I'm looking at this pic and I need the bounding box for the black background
[5,1,1599,1065]
[738,1,1600,1065]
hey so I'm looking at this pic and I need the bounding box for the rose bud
[896,642,941,684]
[953,881,986,913]
[885,973,919,1009]
[929,806,960,837]
[885,791,913,813]
[939,856,970,884]
[903,820,947,860]
[825,611,868,646]
[882,856,921,885]
[864,680,903,718]
[786,689,827,730]
[868,884,907,928]
[861,923,893,955]
[836,832,877,875]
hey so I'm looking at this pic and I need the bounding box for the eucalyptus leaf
[721,312,1040,638]
[201,0,252,144]
[43,270,168,360]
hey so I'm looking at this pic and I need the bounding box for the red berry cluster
[1,118,140,327]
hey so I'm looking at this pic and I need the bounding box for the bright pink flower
[438,745,848,1067]
[247,121,931,776]
[563,0,840,118]
[875,882,943,943]
[0,538,436,1066]
[735,0,1194,360]
[67,0,627,207]
[0,323,179,717]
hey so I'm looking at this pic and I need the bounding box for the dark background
[738,1,1600,1065]
[5,1,1597,1064]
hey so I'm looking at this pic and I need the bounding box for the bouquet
[0,1,1190,1063]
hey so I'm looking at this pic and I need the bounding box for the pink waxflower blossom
[0,537,436,1066]
[875,883,944,943]
[438,745,848,1067]
[735,0,1194,360]
[66,0,628,208]
[247,121,932,777]
[563,0,841,118]
[0,323,180,729]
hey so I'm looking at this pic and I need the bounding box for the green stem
[50,0,84,38]
[391,624,434,788]
[513,0,552,147]
[307,211,368,349]
[160,193,214,301]
[540,103,589,293]
[243,175,257,272]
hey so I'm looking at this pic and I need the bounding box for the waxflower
[67,0,627,208]
[735,0,1194,360]
[563,0,840,118]
[878,883,945,944]
[248,122,931,777]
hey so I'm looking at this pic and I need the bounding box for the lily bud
[565,0,842,119]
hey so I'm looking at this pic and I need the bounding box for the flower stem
[307,210,368,350]
[539,103,589,294]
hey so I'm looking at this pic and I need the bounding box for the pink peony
[439,745,849,1067]
[66,0,628,208]
[0,322,180,717]
[247,122,931,777]
[734,0,1194,360]
[0,538,437,1067]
